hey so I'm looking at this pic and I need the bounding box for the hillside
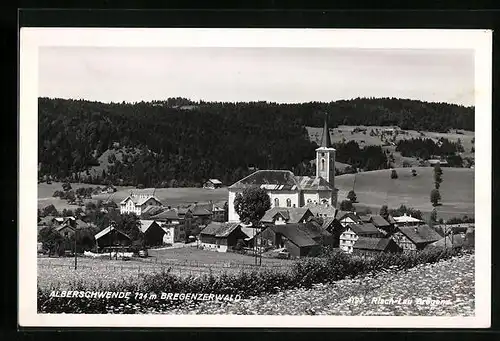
[38,97,474,187]
[335,167,474,220]
[162,253,475,316]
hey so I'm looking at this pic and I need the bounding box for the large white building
[228,115,338,222]
[119,189,163,216]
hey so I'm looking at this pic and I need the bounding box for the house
[150,208,183,225]
[369,215,393,235]
[203,179,223,189]
[393,213,423,227]
[391,225,442,252]
[101,185,117,194]
[139,220,166,247]
[260,207,314,226]
[304,202,337,218]
[227,115,338,222]
[190,203,213,226]
[55,224,76,238]
[336,211,363,227]
[352,237,402,256]
[199,222,248,252]
[427,159,449,167]
[119,189,163,215]
[211,201,227,222]
[320,216,344,247]
[161,223,186,244]
[94,225,132,252]
[258,223,329,258]
[339,223,384,253]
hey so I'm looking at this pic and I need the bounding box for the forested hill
[38,97,474,187]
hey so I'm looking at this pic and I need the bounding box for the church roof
[319,113,332,148]
[294,176,336,191]
[228,170,300,191]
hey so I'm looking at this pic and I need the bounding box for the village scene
[36,46,475,316]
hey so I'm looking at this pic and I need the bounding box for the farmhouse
[199,222,248,252]
[139,220,165,247]
[260,207,314,226]
[228,115,338,222]
[211,202,226,222]
[391,225,442,252]
[120,189,163,215]
[203,179,223,189]
[352,237,402,256]
[336,211,363,227]
[258,223,331,258]
[94,225,132,252]
[426,234,465,250]
[339,223,384,253]
[101,185,117,194]
[320,216,344,247]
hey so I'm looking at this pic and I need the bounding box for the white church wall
[228,190,240,222]
[268,191,300,209]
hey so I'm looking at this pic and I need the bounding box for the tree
[391,169,398,179]
[233,187,271,226]
[411,169,417,176]
[339,200,354,211]
[430,189,441,206]
[430,208,438,224]
[379,205,389,220]
[38,226,64,256]
[347,190,357,203]
[42,204,59,217]
[433,164,443,189]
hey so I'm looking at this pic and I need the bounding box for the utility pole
[74,229,77,270]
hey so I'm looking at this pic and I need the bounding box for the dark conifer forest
[38,97,474,187]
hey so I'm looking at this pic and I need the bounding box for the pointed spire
[320,112,332,148]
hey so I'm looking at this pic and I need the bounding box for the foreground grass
[165,254,474,316]
[38,247,469,314]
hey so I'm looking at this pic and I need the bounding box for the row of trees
[396,137,464,159]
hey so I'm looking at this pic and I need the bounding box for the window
[321,159,325,171]
[286,198,291,207]
[274,198,279,207]
[307,199,312,204]
[321,153,325,157]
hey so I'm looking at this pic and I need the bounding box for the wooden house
[339,223,384,253]
[203,179,223,189]
[139,220,165,247]
[94,226,132,252]
[352,237,402,256]
[391,225,442,252]
[199,222,248,252]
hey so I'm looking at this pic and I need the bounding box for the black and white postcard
[19,28,491,328]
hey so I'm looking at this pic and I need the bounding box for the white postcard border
[19,28,492,328]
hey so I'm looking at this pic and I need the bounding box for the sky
[38,47,475,106]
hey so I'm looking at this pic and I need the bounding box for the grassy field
[38,181,229,210]
[38,247,292,290]
[335,167,474,220]
[169,254,474,316]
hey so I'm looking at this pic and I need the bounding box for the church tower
[316,113,336,186]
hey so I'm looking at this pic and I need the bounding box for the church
[228,115,339,222]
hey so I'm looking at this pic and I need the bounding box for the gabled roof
[353,237,397,251]
[207,179,223,184]
[141,205,165,216]
[297,222,332,240]
[191,204,212,216]
[305,203,337,217]
[370,215,391,227]
[150,208,182,221]
[55,224,75,232]
[394,213,423,224]
[120,195,162,206]
[294,176,336,191]
[321,216,337,230]
[139,220,160,233]
[359,215,371,223]
[261,207,312,224]
[398,225,442,245]
[240,226,257,240]
[347,223,381,236]
[200,222,241,238]
[337,211,363,224]
[228,170,300,191]
[270,224,317,248]
[95,226,131,240]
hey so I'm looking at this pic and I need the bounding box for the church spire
[320,112,332,148]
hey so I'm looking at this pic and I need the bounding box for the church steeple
[320,112,332,148]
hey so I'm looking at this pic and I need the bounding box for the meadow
[38,247,292,290]
[335,167,474,220]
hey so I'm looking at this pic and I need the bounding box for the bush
[391,169,398,179]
